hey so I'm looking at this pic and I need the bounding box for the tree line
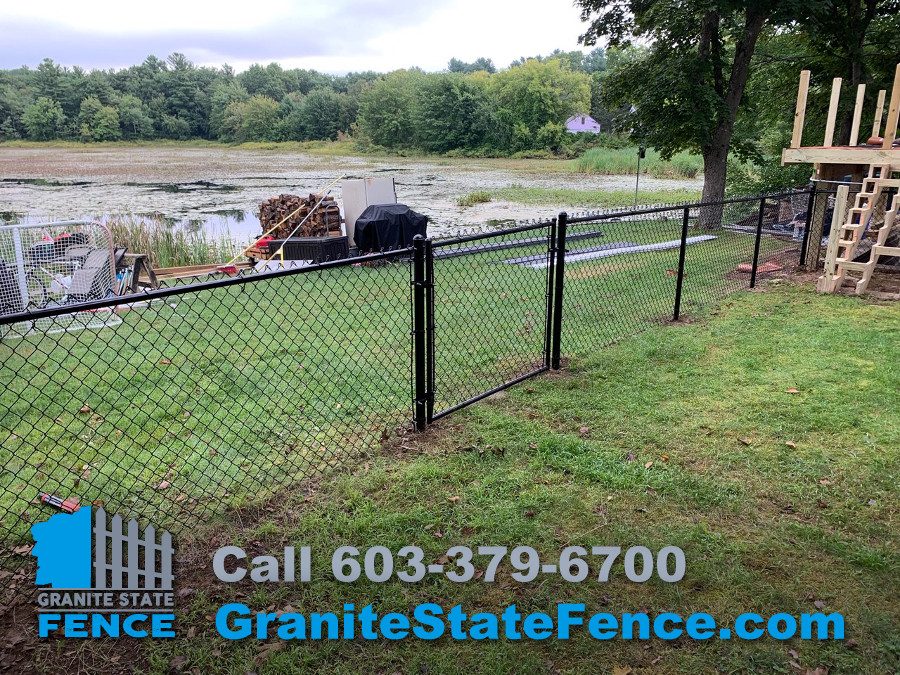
[0,49,615,156]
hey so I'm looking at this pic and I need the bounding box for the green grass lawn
[112,283,900,674]
[0,221,790,546]
[457,187,702,209]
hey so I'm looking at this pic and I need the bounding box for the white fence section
[0,221,117,316]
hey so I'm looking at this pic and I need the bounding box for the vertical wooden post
[823,78,842,147]
[872,89,887,138]
[791,70,810,149]
[849,83,866,146]
[881,64,900,150]
[817,185,850,293]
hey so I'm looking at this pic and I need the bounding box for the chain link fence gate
[1,189,812,576]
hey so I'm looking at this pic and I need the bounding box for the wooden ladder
[818,163,899,293]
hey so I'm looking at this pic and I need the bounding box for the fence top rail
[431,219,555,249]
[0,245,412,326]
[564,188,813,225]
[0,220,96,231]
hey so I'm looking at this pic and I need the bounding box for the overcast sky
[0,0,596,73]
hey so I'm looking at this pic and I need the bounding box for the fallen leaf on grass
[613,666,633,675]
[13,544,32,555]
[644,461,653,469]
[625,452,635,462]
[448,496,460,504]
[786,387,800,394]
[156,480,171,490]
[818,478,832,486]
[78,405,92,415]
[159,358,172,365]
[785,441,797,449]
[738,437,752,446]
[660,453,669,462]
[813,600,825,610]
[169,655,188,671]
[255,641,285,664]
[578,426,590,436]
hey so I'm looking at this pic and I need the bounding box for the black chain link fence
[0,190,811,570]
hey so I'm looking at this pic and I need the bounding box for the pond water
[0,146,702,247]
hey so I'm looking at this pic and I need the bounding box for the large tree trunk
[700,127,731,227]
[697,8,767,226]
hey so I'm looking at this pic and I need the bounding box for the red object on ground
[736,262,783,274]
[38,493,80,513]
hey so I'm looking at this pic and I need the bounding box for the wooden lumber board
[850,84,866,146]
[781,146,900,166]
[818,185,851,292]
[872,89,887,138]
[882,64,900,149]
[824,78,843,147]
[791,70,811,149]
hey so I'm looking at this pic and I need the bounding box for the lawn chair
[66,248,126,303]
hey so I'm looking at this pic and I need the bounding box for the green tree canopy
[414,74,493,153]
[220,95,280,143]
[22,97,66,140]
[491,59,591,143]
[357,70,424,148]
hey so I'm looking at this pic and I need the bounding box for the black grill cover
[353,204,428,253]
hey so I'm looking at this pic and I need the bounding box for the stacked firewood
[258,194,342,239]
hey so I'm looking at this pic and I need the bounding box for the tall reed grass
[572,147,703,179]
[107,216,242,268]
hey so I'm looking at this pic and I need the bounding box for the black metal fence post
[424,238,435,423]
[672,206,690,321]
[750,197,766,288]
[550,212,567,370]
[412,235,427,431]
[543,218,558,369]
[799,183,816,267]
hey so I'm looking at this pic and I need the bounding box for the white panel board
[341,177,397,246]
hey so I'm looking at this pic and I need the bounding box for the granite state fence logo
[31,506,176,638]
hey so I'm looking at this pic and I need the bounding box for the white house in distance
[565,114,602,134]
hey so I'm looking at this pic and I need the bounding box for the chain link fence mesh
[1,190,810,572]
[1,251,413,558]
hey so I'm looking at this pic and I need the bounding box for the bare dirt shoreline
[0,145,701,239]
